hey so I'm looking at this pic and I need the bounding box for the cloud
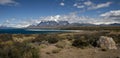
[60,2,65,6]
[73,3,85,8]
[100,10,120,17]
[3,11,120,28]
[77,5,84,8]
[6,20,10,23]
[0,0,18,6]
[73,1,112,10]
[84,1,93,6]
[88,2,112,10]
[39,12,119,25]
[2,18,42,28]
[100,10,120,22]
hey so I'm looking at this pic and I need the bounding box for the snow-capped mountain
[27,20,120,29]
[37,21,69,26]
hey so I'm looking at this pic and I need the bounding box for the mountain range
[0,20,120,29]
[27,20,120,29]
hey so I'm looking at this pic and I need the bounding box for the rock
[97,36,117,49]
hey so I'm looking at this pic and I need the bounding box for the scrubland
[0,26,120,58]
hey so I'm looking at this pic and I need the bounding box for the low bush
[107,33,120,44]
[33,34,59,44]
[47,37,58,44]
[32,34,47,42]
[55,41,66,48]
[0,42,40,58]
[72,38,89,48]
[0,34,12,41]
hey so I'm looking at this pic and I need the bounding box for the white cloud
[73,3,77,6]
[39,12,119,24]
[73,3,84,8]
[73,1,112,10]
[88,2,112,10]
[100,10,120,22]
[60,2,65,6]
[77,5,84,8]
[7,13,97,27]
[6,20,10,23]
[100,10,120,17]
[84,1,93,6]
[2,18,42,28]
[0,0,18,6]
[2,11,120,28]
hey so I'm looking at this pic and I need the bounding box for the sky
[0,0,120,27]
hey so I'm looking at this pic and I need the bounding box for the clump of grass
[55,41,66,48]
[107,32,120,44]
[0,42,40,58]
[0,34,12,42]
[32,34,47,42]
[33,34,59,44]
[47,37,58,44]
[52,48,61,53]
[72,39,89,48]
[39,44,47,48]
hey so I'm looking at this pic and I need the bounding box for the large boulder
[97,36,117,49]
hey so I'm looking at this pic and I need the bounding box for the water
[0,29,75,34]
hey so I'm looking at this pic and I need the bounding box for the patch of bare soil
[40,45,120,58]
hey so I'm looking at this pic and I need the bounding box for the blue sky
[0,0,120,27]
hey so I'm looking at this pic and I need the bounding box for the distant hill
[0,26,13,29]
[99,23,120,26]
[109,23,120,26]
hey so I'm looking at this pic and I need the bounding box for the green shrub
[65,34,74,41]
[72,39,89,48]
[107,33,120,44]
[55,41,66,48]
[83,34,100,47]
[47,37,58,44]
[0,42,40,58]
[0,34,12,41]
[33,34,59,44]
[32,34,47,42]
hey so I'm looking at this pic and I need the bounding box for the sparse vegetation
[0,26,120,58]
[0,34,12,42]
[0,42,40,58]
[55,40,66,48]
[0,34,40,58]
[72,38,89,48]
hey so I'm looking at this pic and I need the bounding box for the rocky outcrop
[97,36,117,49]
